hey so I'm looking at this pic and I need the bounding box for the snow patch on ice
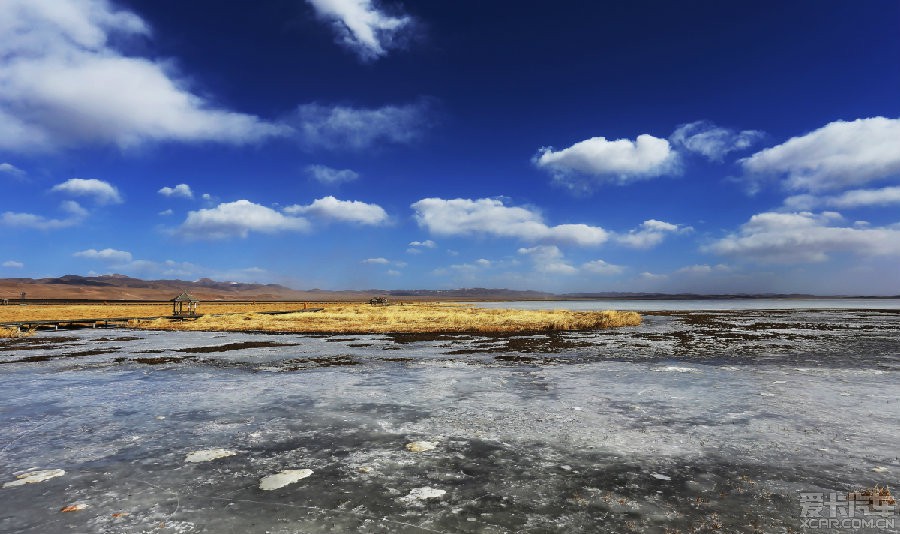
[656,366,700,373]
[185,448,238,463]
[259,469,313,490]
[3,469,65,488]
[402,486,446,502]
[651,473,671,481]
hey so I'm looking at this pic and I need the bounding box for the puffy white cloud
[406,239,436,254]
[676,264,732,275]
[670,120,764,161]
[411,197,609,246]
[706,211,900,263]
[740,117,900,192]
[292,100,430,151]
[51,178,122,204]
[1,200,87,229]
[362,257,390,264]
[306,0,412,61]
[159,209,173,216]
[158,183,193,199]
[784,185,900,210]
[2,260,24,268]
[534,134,679,187]
[0,163,25,178]
[284,196,388,225]
[178,200,310,239]
[0,0,287,152]
[581,259,625,275]
[615,219,689,248]
[518,245,579,275]
[306,164,360,185]
[74,247,133,262]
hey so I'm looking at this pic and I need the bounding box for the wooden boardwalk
[1,308,323,331]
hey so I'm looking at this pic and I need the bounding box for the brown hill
[0,275,556,302]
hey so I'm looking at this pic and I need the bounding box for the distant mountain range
[0,274,895,302]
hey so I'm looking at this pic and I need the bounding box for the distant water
[467,298,900,311]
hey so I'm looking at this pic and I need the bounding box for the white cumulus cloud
[518,245,578,275]
[0,162,25,179]
[158,183,193,199]
[306,0,412,61]
[0,0,287,152]
[676,264,731,275]
[740,117,900,192]
[1,200,88,230]
[292,100,430,151]
[581,259,625,275]
[671,120,764,162]
[2,260,24,268]
[706,211,900,263]
[534,134,679,188]
[615,219,689,249]
[284,196,388,225]
[362,257,390,264]
[411,197,608,247]
[784,185,900,210]
[74,247,133,262]
[306,164,360,185]
[178,200,310,239]
[51,178,122,204]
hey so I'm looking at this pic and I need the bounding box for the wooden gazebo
[171,291,199,316]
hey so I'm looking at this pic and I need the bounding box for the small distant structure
[171,291,199,316]
[368,297,389,306]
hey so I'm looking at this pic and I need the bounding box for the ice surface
[0,307,897,532]
[259,469,313,490]
[184,448,239,463]
[402,487,447,502]
[2,469,65,487]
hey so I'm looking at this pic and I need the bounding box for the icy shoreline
[1,309,897,533]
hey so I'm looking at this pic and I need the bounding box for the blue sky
[2,0,899,294]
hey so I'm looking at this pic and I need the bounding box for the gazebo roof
[171,291,198,302]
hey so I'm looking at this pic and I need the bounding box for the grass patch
[130,303,641,334]
[0,326,33,338]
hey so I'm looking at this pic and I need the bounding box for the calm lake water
[1,306,898,533]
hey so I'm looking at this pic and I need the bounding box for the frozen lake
[1,307,898,533]
[465,298,900,311]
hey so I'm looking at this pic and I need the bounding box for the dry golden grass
[134,302,642,334]
[0,301,641,334]
[0,326,33,338]
[849,485,896,509]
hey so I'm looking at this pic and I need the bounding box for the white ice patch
[259,469,313,490]
[656,366,700,373]
[3,469,65,488]
[405,441,437,452]
[185,448,238,463]
[403,487,446,502]
[650,473,671,481]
